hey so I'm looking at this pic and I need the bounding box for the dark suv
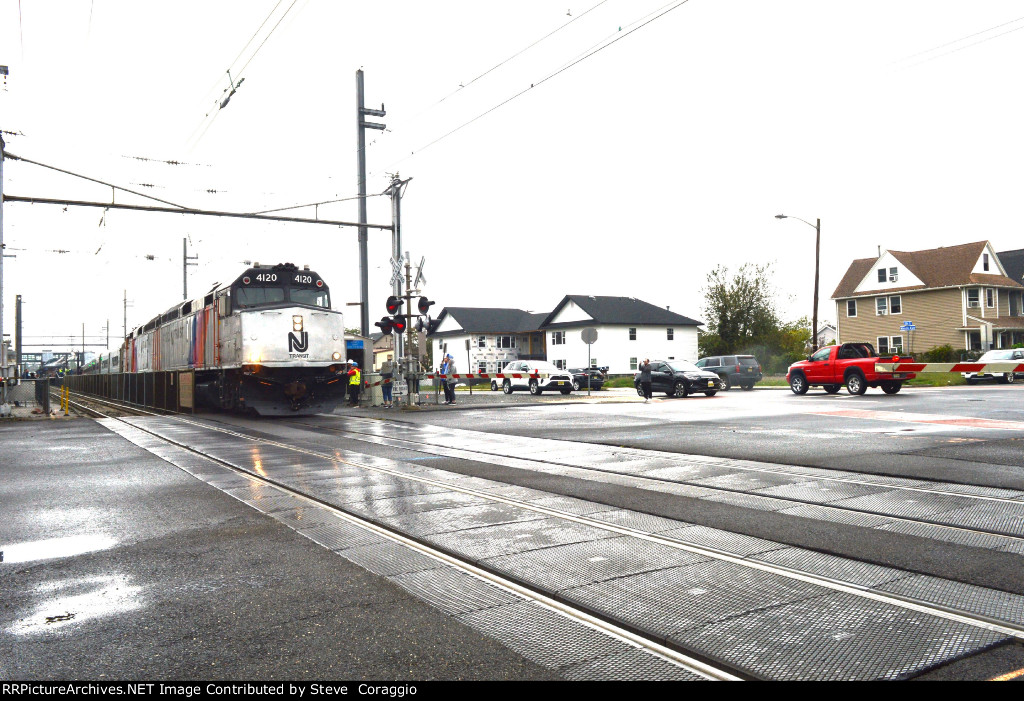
[568,367,605,391]
[695,354,762,390]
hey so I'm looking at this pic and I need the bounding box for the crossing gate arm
[875,362,1024,374]
[426,372,548,380]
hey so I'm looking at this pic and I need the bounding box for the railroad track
[76,404,1024,679]
[275,416,1024,547]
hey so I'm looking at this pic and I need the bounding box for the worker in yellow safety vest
[346,361,361,407]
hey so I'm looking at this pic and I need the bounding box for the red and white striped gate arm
[425,372,546,380]
[875,361,1024,374]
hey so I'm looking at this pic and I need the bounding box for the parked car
[501,360,574,395]
[695,354,763,390]
[962,348,1024,384]
[633,360,722,397]
[568,367,605,391]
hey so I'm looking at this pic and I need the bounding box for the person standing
[440,354,457,405]
[380,358,394,409]
[638,358,653,403]
[347,361,362,407]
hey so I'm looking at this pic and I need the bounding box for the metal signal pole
[356,69,386,337]
[1,135,7,403]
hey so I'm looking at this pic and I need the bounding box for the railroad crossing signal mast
[376,257,433,407]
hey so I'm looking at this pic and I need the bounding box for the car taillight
[736,364,741,372]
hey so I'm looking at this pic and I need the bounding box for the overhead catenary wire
[374,0,691,177]
[893,13,1024,65]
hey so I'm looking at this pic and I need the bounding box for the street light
[775,214,821,352]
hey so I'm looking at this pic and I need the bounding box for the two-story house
[539,295,701,375]
[832,241,1024,353]
[429,307,548,374]
[429,296,702,376]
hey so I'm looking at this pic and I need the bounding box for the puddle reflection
[8,574,143,635]
[2,534,117,563]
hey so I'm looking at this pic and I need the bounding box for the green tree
[700,263,780,351]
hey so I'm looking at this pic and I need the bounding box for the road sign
[414,257,427,288]
[581,327,598,345]
[900,321,916,331]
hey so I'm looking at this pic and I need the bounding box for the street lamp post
[775,214,820,352]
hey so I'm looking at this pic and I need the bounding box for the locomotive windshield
[232,266,331,310]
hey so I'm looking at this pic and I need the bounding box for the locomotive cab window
[234,286,286,309]
[290,287,330,308]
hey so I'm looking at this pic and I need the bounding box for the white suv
[502,360,574,395]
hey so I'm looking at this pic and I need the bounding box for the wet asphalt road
[0,420,555,681]
[3,381,1024,680]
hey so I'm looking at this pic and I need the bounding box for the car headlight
[332,351,342,361]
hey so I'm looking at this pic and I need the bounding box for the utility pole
[15,294,21,380]
[183,237,198,300]
[356,69,386,337]
[123,290,128,339]
[1,134,7,404]
[813,218,820,353]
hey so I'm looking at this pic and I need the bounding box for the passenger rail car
[83,263,349,415]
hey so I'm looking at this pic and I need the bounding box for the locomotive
[84,262,349,415]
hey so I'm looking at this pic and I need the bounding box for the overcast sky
[2,1,1023,353]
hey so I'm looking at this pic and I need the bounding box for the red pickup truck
[786,342,917,395]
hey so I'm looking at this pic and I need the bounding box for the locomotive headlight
[293,315,304,332]
[332,351,342,361]
[249,349,262,363]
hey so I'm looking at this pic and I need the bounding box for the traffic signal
[386,296,403,315]
[392,315,407,334]
[417,296,435,314]
[375,317,394,335]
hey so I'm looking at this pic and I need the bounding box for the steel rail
[103,410,1024,642]
[76,402,741,681]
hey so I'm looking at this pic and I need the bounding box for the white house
[540,295,701,375]
[429,307,548,374]
[429,295,702,376]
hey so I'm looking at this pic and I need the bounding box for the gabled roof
[999,248,1024,284]
[832,241,1022,299]
[540,295,701,328]
[430,307,542,336]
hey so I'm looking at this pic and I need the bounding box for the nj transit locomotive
[85,263,349,415]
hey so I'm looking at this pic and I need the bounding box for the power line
[376,0,691,175]
[894,13,1024,65]
[4,150,189,209]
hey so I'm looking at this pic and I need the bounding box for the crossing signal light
[386,296,403,314]
[375,316,394,335]
[392,315,407,334]
[417,296,435,314]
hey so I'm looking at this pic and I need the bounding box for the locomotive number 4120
[294,274,313,284]
[255,273,278,282]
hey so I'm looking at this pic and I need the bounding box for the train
[81,262,350,415]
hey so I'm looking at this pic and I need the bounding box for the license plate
[707,380,714,387]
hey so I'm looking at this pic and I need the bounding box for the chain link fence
[2,379,51,415]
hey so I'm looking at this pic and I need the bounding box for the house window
[551,331,565,345]
[984,253,990,271]
[629,328,637,341]
[877,336,904,355]
[877,268,886,283]
[889,295,902,314]
[554,359,566,370]
[630,357,638,371]
[590,358,598,369]
[477,335,486,348]
[968,289,980,308]
[876,297,888,315]
[986,288,995,308]
[889,267,898,281]
[847,300,857,317]
[478,361,487,373]
[497,335,515,349]
[667,328,674,340]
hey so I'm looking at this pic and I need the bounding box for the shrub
[920,345,958,364]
